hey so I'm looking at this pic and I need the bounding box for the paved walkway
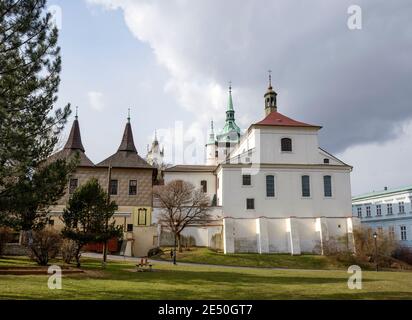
[82,252,327,272]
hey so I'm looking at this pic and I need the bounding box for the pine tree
[0,1,72,228]
[62,179,122,268]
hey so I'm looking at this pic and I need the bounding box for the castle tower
[206,120,217,166]
[215,84,241,162]
[264,70,277,116]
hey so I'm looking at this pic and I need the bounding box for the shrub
[148,247,163,257]
[352,227,397,263]
[0,227,13,257]
[28,228,62,266]
[392,246,412,266]
[61,239,77,264]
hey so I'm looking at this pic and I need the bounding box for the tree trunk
[177,233,182,253]
[75,244,82,268]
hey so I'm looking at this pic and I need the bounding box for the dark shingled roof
[64,118,85,152]
[48,117,94,167]
[97,120,153,169]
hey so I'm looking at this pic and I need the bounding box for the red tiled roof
[254,111,321,129]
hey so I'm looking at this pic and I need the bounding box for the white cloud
[86,0,412,192]
[87,91,105,111]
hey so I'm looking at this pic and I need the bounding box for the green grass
[1,256,412,299]
[154,247,350,270]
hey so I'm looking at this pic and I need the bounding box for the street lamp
[373,232,378,272]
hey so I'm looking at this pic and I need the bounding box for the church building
[160,76,355,255]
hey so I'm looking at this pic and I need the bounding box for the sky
[50,0,412,196]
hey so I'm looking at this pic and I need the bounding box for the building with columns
[159,77,355,255]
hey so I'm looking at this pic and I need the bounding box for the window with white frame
[389,226,395,240]
[266,175,275,197]
[399,202,405,214]
[401,226,407,241]
[387,203,393,215]
[301,175,310,197]
[323,175,332,197]
[357,207,362,218]
[366,206,371,217]
[376,204,382,216]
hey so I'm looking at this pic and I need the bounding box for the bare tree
[153,180,211,252]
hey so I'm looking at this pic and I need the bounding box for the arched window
[281,138,292,152]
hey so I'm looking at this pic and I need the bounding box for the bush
[0,227,13,257]
[61,239,77,264]
[28,228,62,266]
[392,246,412,266]
[148,247,163,257]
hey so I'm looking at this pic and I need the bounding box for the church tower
[206,120,217,166]
[264,71,277,116]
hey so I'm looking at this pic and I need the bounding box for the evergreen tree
[0,1,72,227]
[62,179,122,268]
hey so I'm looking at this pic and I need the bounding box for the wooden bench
[136,258,153,272]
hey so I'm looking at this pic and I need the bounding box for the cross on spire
[75,106,78,120]
[127,108,131,123]
[229,81,232,93]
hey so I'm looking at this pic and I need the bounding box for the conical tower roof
[64,116,85,152]
[48,112,94,167]
[97,114,153,169]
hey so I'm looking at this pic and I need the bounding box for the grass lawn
[1,256,412,300]
[154,247,353,270]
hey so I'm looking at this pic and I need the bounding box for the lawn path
[83,252,330,272]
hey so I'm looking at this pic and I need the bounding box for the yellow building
[48,113,157,257]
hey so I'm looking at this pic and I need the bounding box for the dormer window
[324,158,330,164]
[281,138,292,152]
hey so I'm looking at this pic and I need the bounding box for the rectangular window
[246,198,255,210]
[138,208,147,226]
[387,203,393,215]
[357,207,362,218]
[242,174,251,186]
[266,175,275,197]
[389,226,395,240]
[127,224,133,232]
[376,204,382,216]
[110,179,118,195]
[366,206,371,217]
[215,150,218,158]
[301,175,310,197]
[69,179,78,194]
[129,180,137,195]
[401,226,407,241]
[399,202,405,214]
[201,180,207,193]
[323,175,332,197]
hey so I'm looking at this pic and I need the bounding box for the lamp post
[373,232,378,272]
[173,222,178,265]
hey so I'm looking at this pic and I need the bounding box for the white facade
[156,82,355,255]
[352,186,412,248]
